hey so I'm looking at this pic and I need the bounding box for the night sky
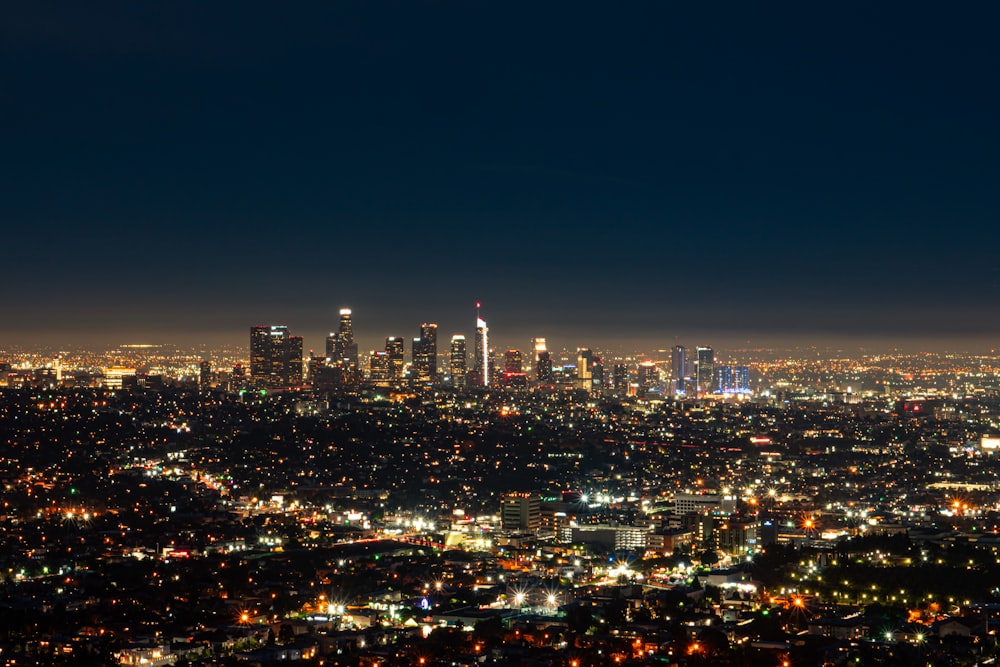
[3,3,999,353]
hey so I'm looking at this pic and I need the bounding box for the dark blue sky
[3,3,999,352]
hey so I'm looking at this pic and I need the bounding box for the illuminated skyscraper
[612,363,628,395]
[385,336,405,381]
[591,353,604,390]
[250,326,270,384]
[368,351,391,386]
[199,360,211,387]
[474,304,489,387]
[250,325,303,388]
[325,332,337,360]
[531,337,553,383]
[504,349,523,374]
[577,348,593,392]
[450,335,467,388]
[412,322,438,382]
[716,365,751,394]
[334,308,358,370]
[637,360,657,394]
[695,346,715,397]
[671,345,686,395]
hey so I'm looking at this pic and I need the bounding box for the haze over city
[3,3,999,350]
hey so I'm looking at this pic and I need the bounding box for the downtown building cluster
[245,306,750,399]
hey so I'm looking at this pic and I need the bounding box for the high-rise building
[695,346,715,397]
[504,349,523,374]
[368,351,391,386]
[474,304,489,387]
[612,363,628,395]
[412,322,438,382]
[671,345,686,395]
[250,326,270,384]
[577,348,593,392]
[249,325,303,388]
[385,336,405,382]
[199,360,211,387]
[502,349,527,389]
[501,493,541,534]
[334,308,358,370]
[450,335,467,388]
[716,365,751,395]
[536,351,553,383]
[532,337,553,383]
[591,354,604,390]
[637,360,658,394]
[325,332,337,360]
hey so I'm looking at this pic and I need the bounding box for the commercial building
[450,335,467,387]
[250,325,303,388]
[412,323,438,382]
[501,493,541,533]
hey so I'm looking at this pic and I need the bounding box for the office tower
[531,337,553,383]
[250,325,303,388]
[502,349,527,389]
[307,352,326,384]
[450,335,467,388]
[504,349,523,374]
[536,350,553,383]
[672,345,686,395]
[695,346,715,397]
[591,354,604,390]
[250,326,270,385]
[199,360,211,387]
[334,308,358,370]
[501,493,541,534]
[368,351,391,386]
[325,332,337,360]
[385,336,405,381]
[284,333,303,386]
[576,348,593,392]
[612,363,628,395]
[716,365,751,395]
[637,360,657,394]
[412,322,438,382]
[474,304,489,387]
[231,363,246,391]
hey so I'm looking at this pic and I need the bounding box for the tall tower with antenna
[475,302,489,387]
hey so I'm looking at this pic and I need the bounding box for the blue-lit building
[715,365,751,395]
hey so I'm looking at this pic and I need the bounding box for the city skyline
[3,4,1000,350]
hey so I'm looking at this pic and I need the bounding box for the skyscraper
[716,365,751,395]
[334,308,358,370]
[474,304,489,387]
[412,322,438,382]
[503,349,523,374]
[531,337,552,383]
[250,326,270,385]
[325,331,337,360]
[695,346,715,397]
[637,360,657,394]
[577,348,593,392]
[671,345,686,395]
[368,351,391,386]
[450,335,467,388]
[591,353,604,391]
[385,336,405,382]
[612,363,628,395]
[249,325,303,388]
